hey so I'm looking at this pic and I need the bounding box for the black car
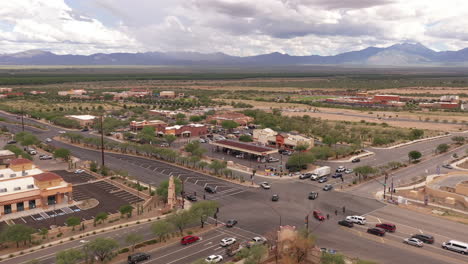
[81,127,89,132]
[308,192,318,200]
[271,194,279,201]
[226,219,238,228]
[128,253,150,264]
[352,158,361,163]
[299,173,312,180]
[6,140,16,144]
[367,227,385,237]
[338,220,354,228]
[332,173,343,178]
[186,195,197,202]
[205,186,216,194]
[411,234,434,244]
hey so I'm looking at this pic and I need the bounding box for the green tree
[156,178,182,202]
[137,126,156,144]
[356,260,378,264]
[65,216,80,231]
[294,143,309,151]
[151,220,173,242]
[189,115,203,122]
[208,160,227,175]
[239,134,253,142]
[191,259,207,264]
[93,117,126,135]
[221,120,239,131]
[94,212,108,225]
[125,233,143,252]
[321,253,345,264]
[89,161,98,172]
[184,141,206,157]
[164,134,177,146]
[354,165,378,181]
[54,148,71,161]
[119,205,134,218]
[56,248,84,264]
[38,228,48,239]
[87,237,119,262]
[167,210,195,234]
[322,135,337,147]
[451,136,465,145]
[286,152,315,172]
[190,200,219,228]
[244,245,267,264]
[408,150,422,162]
[409,129,424,140]
[15,132,39,147]
[1,224,35,247]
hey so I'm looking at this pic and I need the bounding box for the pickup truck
[226,242,243,257]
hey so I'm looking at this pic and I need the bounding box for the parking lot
[52,170,95,184]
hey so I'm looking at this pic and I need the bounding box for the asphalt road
[0,112,467,264]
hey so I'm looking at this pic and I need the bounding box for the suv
[205,186,216,193]
[351,158,360,163]
[308,192,318,200]
[336,166,345,172]
[411,234,434,244]
[338,220,354,228]
[271,194,279,201]
[181,235,200,245]
[346,215,366,225]
[332,173,343,178]
[127,253,150,264]
[185,194,197,202]
[367,227,385,237]
[376,223,396,233]
[226,219,238,228]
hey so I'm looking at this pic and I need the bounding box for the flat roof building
[66,115,96,127]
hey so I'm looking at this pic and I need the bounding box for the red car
[376,223,396,233]
[181,235,200,245]
[313,210,325,221]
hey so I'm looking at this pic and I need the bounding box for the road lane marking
[377,217,381,223]
[419,229,423,234]
[205,242,212,246]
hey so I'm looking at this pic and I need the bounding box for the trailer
[311,166,331,180]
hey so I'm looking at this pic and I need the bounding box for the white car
[79,240,89,244]
[345,169,353,174]
[58,131,66,134]
[45,138,52,143]
[336,166,345,173]
[252,236,266,243]
[345,215,366,225]
[220,237,236,247]
[260,182,271,189]
[205,255,223,263]
[74,169,85,174]
[403,238,423,247]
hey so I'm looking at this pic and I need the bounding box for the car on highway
[205,255,223,263]
[318,176,328,183]
[323,184,333,191]
[74,169,85,174]
[376,223,396,233]
[271,194,279,201]
[204,186,216,193]
[367,227,386,237]
[332,173,342,178]
[160,142,169,147]
[220,237,236,247]
[39,154,53,160]
[267,157,280,163]
[127,252,150,264]
[45,138,52,143]
[442,240,468,254]
[6,140,16,144]
[336,166,345,172]
[346,215,366,225]
[351,158,361,163]
[411,234,434,244]
[313,210,325,221]
[320,248,337,254]
[442,164,453,169]
[308,192,318,200]
[181,235,200,245]
[299,173,312,180]
[244,236,267,248]
[58,130,66,134]
[345,169,353,174]
[260,182,271,189]
[338,220,354,228]
[226,219,238,228]
[185,194,197,202]
[81,127,89,132]
[403,237,423,247]
[79,239,89,243]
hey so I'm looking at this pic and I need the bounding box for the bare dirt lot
[373,87,468,95]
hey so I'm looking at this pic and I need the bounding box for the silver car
[260,182,271,189]
[403,238,423,247]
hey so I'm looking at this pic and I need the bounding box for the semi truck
[311,166,331,180]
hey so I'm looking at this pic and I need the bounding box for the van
[346,215,366,225]
[442,240,468,254]
[127,253,150,264]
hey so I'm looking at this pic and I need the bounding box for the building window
[27,184,34,189]
[9,173,16,178]
[13,187,21,191]
[0,188,7,193]
[0,174,4,178]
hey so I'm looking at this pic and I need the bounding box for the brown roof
[33,172,63,182]
[214,140,276,154]
[10,158,32,166]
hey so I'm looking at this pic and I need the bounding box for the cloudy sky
[1,0,468,56]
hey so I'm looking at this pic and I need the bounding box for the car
[331,173,342,178]
[338,220,354,228]
[308,192,318,200]
[204,186,216,194]
[220,237,236,247]
[346,215,366,225]
[323,184,333,191]
[313,210,325,221]
[6,140,16,144]
[127,252,150,264]
[411,234,434,244]
[185,194,197,202]
[205,255,223,263]
[79,239,89,244]
[299,173,312,180]
[252,236,266,244]
[320,248,337,254]
[74,169,85,174]
[260,182,271,189]
[442,164,453,169]
[45,138,52,143]
[345,169,353,174]
[336,166,345,172]
[271,194,279,201]
[367,227,385,237]
[404,238,423,247]
[81,128,89,132]
[199,138,207,143]
[235,154,244,158]
[226,219,238,228]
[58,130,66,134]
[351,158,361,163]
[318,177,328,183]
[160,143,169,147]
[267,157,280,163]
[376,223,396,233]
[442,240,468,254]
[181,235,200,245]
[39,155,52,160]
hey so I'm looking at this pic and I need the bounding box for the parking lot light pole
[100,115,105,169]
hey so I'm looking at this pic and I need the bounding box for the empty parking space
[52,170,95,184]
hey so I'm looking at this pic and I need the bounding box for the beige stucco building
[253,128,314,150]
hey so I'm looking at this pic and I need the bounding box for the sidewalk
[371,134,450,150]
[325,150,374,163]
[0,201,81,222]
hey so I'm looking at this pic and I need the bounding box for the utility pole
[383,173,388,199]
[20,105,24,132]
[390,177,394,200]
[100,115,105,169]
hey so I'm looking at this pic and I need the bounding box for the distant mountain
[2,43,468,66]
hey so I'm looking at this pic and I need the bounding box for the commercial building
[0,88,13,93]
[0,159,73,217]
[130,120,167,131]
[253,128,314,150]
[159,91,176,98]
[164,124,207,137]
[66,115,96,127]
[210,140,278,157]
[0,150,16,169]
[58,89,87,96]
[206,112,254,126]
[104,89,151,100]
[30,90,47,95]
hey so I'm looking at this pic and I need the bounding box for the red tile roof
[10,158,32,166]
[214,140,277,154]
[33,172,63,182]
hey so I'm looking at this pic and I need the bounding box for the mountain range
[2,43,468,66]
